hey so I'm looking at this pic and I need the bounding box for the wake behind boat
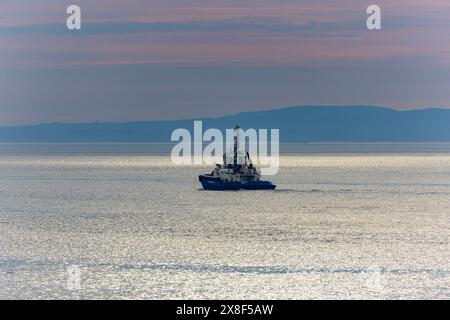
[199,126,276,191]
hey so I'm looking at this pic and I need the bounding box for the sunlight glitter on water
[1,154,450,169]
[0,147,449,299]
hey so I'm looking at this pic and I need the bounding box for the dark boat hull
[199,175,276,191]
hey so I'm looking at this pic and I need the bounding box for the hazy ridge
[1,106,450,142]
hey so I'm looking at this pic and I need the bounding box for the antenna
[233,125,240,165]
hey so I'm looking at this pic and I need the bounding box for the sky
[0,0,450,125]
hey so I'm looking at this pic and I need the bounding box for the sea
[0,143,449,299]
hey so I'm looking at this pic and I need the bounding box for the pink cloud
[1,0,449,68]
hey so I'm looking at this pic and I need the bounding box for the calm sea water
[0,143,449,299]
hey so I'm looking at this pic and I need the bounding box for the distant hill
[1,106,450,142]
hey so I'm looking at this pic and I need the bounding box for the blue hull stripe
[199,175,276,191]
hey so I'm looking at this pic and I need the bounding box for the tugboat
[199,126,276,191]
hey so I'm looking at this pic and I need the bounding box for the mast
[246,152,252,165]
[233,125,239,165]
